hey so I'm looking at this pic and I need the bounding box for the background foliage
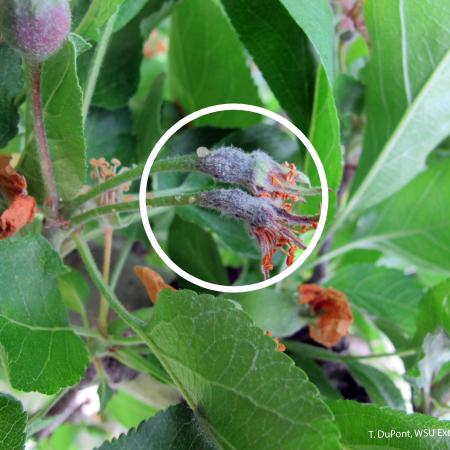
[0,0,449,449]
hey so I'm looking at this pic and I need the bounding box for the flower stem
[110,233,135,291]
[68,155,198,211]
[98,224,113,336]
[72,232,214,420]
[30,63,58,214]
[70,192,203,226]
[286,341,419,362]
[73,232,146,330]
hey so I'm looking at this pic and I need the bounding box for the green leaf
[220,0,315,130]
[146,290,340,449]
[0,44,23,150]
[327,264,423,340]
[98,381,114,412]
[114,0,149,32]
[105,390,158,430]
[345,360,406,411]
[76,0,125,41]
[354,155,450,276]
[226,289,305,337]
[305,66,343,219]
[135,73,165,162]
[329,400,450,449]
[69,32,92,56]
[168,216,228,284]
[155,127,231,191]
[346,0,450,216]
[58,268,89,315]
[176,205,260,259]
[414,279,450,345]
[169,0,262,128]
[0,393,27,450]
[217,123,299,161]
[85,107,136,166]
[0,236,89,394]
[98,404,216,450]
[289,354,342,400]
[20,37,87,202]
[88,13,142,110]
[278,0,334,80]
[140,0,182,37]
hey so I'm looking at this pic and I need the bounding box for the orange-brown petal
[134,265,175,304]
[299,284,353,347]
[0,195,37,239]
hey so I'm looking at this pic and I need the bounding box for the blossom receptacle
[196,146,313,203]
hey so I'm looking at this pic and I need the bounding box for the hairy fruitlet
[0,0,71,61]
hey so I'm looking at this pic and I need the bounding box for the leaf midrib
[336,46,450,225]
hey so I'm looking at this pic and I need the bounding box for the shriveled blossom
[134,265,175,304]
[196,146,315,208]
[299,284,353,348]
[0,156,36,239]
[90,158,130,206]
[199,189,318,279]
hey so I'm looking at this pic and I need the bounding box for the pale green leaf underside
[97,404,216,450]
[347,0,450,218]
[0,393,27,450]
[354,155,450,275]
[329,400,450,449]
[226,289,305,338]
[0,236,89,394]
[147,290,340,450]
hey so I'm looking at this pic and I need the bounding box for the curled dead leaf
[0,195,37,239]
[0,155,27,199]
[0,156,37,239]
[134,265,175,304]
[299,284,353,348]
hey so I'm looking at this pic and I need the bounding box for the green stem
[82,13,118,123]
[72,233,204,415]
[69,165,144,211]
[286,341,419,362]
[111,233,135,291]
[72,325,145,346]
[27,388,68,430]
[68,155,198,211]
[98,224,113,336]
[71,192,203,225]
[73,233,146,330]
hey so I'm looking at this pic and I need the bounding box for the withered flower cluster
[193,146,320,279]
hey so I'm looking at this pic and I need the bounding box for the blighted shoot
[196,146,318,203]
